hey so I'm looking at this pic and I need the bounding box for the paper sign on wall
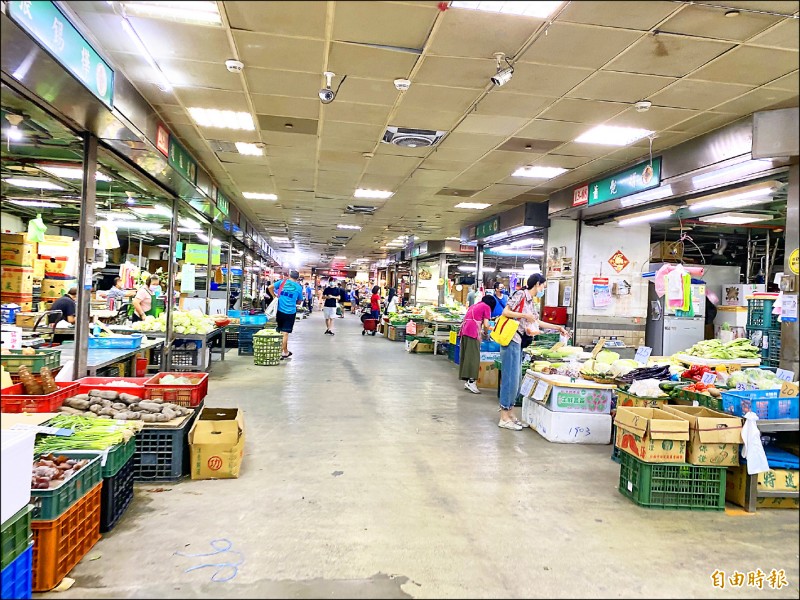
[781,294,797,322]
[608,250,630,273]
[592,278,612,308]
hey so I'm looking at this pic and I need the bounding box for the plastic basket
[143,372,208,407]
[617,451,725,511]
[253,334,282,366]
[1,541,32,600]
[74,377,148,398]
[0,349,61,374]
[768,336,781,365]
[0,382,78,413]
[747,298,780,330]
[237,325,263,342]
[720,389,798,420]
[63,437,137,479]
[225,326,239,347]
[30,453,103,521]
[240,314,267,325]
[87,333,143,350]
[31,482,102,592]
[1,505,31,571]
[1,305,21,324]
[132,408,199,482]
[100,455,134,533]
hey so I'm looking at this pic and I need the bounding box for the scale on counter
[603,338,626,348]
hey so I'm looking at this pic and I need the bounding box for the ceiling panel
[649,79,755,110]
[364,154,420,176]
[766,70,800,91]
[658,4,782,41]
[334,77,402,105]
[539,98,628,124]
[748,18,800,50]
[505,63,593,97]
[406,169,457,186]
[262,131,318,148]
[320,136,378,154]
[327,42,419,81]
[333,1,436,49]
[390,106,463,130]
[479,150,537,168]
[375,144,430,158]
[321,101,392,125]
[669,112,743,135]
[174,88,249,111]
[428,8,543,59]
[359,173,409,189]
[556,1,680,31]
[438,132,506,150]
[532,152,595,168]
[234,31,325,73]
[516,119,588,141]
[251,94,320,119]
[689,46,799,85]
[415,56,496,89]
[128,18,231,62]
[427,145,491,163]
[322,121,386,141]
[605,34,734,78]
[605,105,702,130]
[399,84,479,112]
[244,69,321,98]
[473,92,552,118]
[157,59,242,91]
[567,71,676,103]
[225,1,327,38]
[711,87,800,115]
[521,23,642,69]
[457,114,528,136]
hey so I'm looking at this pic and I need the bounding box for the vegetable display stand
[1,505,31,571]
[618,451,726,511]
[31,453,103,521]
[253,332,282,366]
[0,349,61,374]
[75,377,149,398]
[99,454,134,533]
[132,407,200,482]
[1,541,33,600]
[1,382,79,414]
[143,372,208,407]
[31,482,102,592]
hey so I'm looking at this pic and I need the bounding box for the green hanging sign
[475,217,500,239]
[168,136,197,184]
[216,191,230,217]
[8,0,115,107]
[588,157,662,206]
[185,244,221,266]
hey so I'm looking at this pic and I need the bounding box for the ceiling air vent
[382,127,446,148]
[346,205,377,215]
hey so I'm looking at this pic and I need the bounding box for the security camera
[490,52,514,87]
[319,71,336,104]
[635,100,652,113]
[394,78,411,91]
[225,59,244,74]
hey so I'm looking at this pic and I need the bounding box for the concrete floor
[41,312,799,599]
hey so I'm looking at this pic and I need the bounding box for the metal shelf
[758,490,799,498]
[757,419,799,433]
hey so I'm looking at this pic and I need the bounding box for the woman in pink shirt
[459,295,497,394]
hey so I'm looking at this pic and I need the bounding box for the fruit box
[614,407,689,463]
[661,405,742,467]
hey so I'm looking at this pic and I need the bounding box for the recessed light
[450,1,564,19]
[337,224,362,230]
[512,166,568,179]
[455,202,491,210]
[724,9,740,17]
[188,108,255,130]
[354,188,393,199]
[235,142,264,156]
[242,192,277,200]
[575,125,654,146]
[2,177,64,190]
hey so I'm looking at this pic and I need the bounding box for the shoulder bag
[265,279,287,319]
[490,294,526,347]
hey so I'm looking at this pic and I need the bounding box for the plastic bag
[27,214,47,243]
[55,360,74,382]
[741,412,770,475]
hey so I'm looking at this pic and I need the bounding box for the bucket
[136,357,148,377]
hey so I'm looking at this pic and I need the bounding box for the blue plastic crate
[1,542,32,600]
[481,340,500,353]
[720,389,798,420]
[240,314,267,325]
[227,310,242,318]
[1,304,21,324]
[88,333,143,349]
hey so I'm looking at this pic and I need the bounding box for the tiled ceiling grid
[65,1,799,266]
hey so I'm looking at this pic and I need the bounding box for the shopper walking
[384,287,398,314]
[322,279,340,335]
[498,273,567,430]
[490,281,509,318]
[268,270,304,360]
[466,285,477,307]
[459,294,497,394]
[370,285,382,321]
[338,282,347,318]
[303,282,314,313]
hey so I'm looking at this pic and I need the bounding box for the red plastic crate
[75,377,149,398]
[143,372,208,407]
[0,382,78,413]
[31,482,102,592]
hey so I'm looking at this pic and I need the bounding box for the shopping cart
[360,313,378,336]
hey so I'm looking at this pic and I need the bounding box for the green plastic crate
[0,349,61,374]
[31,453,103,521]
[617,451,726,511]
[747,298,780,330]
[1,504,31,570]
[62,437,137,478]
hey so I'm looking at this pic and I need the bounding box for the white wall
[1,212,25,233]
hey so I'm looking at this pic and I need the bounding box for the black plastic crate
[100,455,134,533]
[238,341,254,356]
[132,404,201,482]
[225,328,239,348]
[171,348,200,367]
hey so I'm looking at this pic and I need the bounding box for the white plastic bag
[55,360,74,382]
[741,412,769,475]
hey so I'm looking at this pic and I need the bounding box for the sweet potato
[89,404,103,414]
[140,413,158,423]
[119,393,139,404]
[111,402,127,411]
[138,401,163,413]
[161,408,176,421]
[98,407,117,417]
[155,413,169,422]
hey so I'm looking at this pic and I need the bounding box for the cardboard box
[547,384,612,414]
[189,407,245,480]
[41,278,77,300]
[614,407,689,463]
[477,360,499,390]
[1,266,34,295]
[479,351,500,362]
[523,397,612,444]
[661,405,742,467]
[14,312,47,328]
[1,240,35,267]
[721,284,766,307]
[650,240,683,262]
[726,466,799,509]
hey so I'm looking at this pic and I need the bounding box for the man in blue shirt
[490,281,509,318]
[303,282,313,314]
[269,270,304,359]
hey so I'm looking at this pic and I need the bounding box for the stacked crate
[746,296,781,368]
[2,429,36,600]
[1,233,36,313]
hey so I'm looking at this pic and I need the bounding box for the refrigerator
[646,282,706,356]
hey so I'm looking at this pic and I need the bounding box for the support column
[438,252,447,306]
[410,257,418,305]
[163,197,179,371]
[781,163,799,373]
[206,224,213,315]
[475,244,485,294]
[74,133,97,378]
[225,236,233,312]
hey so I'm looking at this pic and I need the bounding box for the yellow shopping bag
[490,315,519,347]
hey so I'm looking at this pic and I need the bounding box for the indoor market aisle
[45,314,799,600]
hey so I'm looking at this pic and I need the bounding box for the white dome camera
[225,59,244,74]
[394,78,411,91]
[319,71,336,104]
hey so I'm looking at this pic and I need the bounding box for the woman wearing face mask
[132,275,161,322]
[497,273,567,431]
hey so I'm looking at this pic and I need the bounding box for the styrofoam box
[1,429,36,523]
[721,284,765,307]
[522,397,611,444]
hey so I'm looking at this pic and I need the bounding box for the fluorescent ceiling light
[689,187,775,212]
[271,237,290,243]
[197,233,210,243]
[120,1,222,26]
[235,142,263,156]
[354,188,393,199]
[523,263,541,271]
[6,126,23,141]
[616,209,674,226]
[512,166,568,179]
[450,1,564,18]
[2,177,64,190]
[575,125,654,146]
[242,192,277,200]
[455,202,491,209]
[509,238,544,247]
[188,108,255,131]
[458,265,477,272]
[95,221,163,231]
[7,199,61,208]
[446,237,462,241]
[698,212,773,225]
[177,227,202,233]
[132,205,172,218]
[333,256,347,259]
[121,19,172,91]
[179,217,200,229]
[39,165,112,182]
[620,185,673,208]
[97,211,138,221]
[337,224,362,230]
[690,159,771,189]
